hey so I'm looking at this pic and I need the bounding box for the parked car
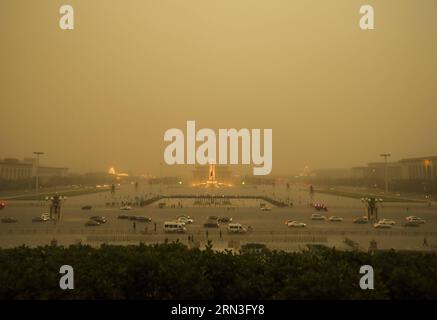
[378,219,396,226]
[353,217,368,224]
[120,206,132,210]
[81,205,92,210]
[207,216,219,221]
[90,216,106,223]
[163,221,186,233]
[85,220,101,226]
[228,223,247,233]
[287,221,306,228]
[260,206,272,211]
[218,216,233,223]
[374,222,392,229]
[1,217,17,223]
[311,213,326,220]
[117,214,130,219]
[328,216,343,222]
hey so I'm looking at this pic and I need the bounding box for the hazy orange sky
[1,0,436,176]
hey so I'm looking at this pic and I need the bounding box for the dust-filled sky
[0,0,436,176]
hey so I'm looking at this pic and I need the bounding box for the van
[163,221,186,233]
[228,223,247,234]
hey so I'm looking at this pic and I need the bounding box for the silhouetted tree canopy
[0,243,436,299]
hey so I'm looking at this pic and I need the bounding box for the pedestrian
[219,230,222,239]
[154,222,157,233]
[423,237,428,247]
[133,222,136,232]
[206,230,209,239]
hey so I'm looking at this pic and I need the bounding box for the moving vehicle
[311,213,327,220]
[328,216,343,222]
[260,206,272,212]
[135,216,152,222]
[207,216,219,221]
[378,219,396,226]
[0,202,6,210]
[353,216,368,224]
[120,206,132,210]
[117,214,130,219]
[32,215,50,222]
[218,216,232,223]
[158,202,166,209]
[90,216,106,223]
[406,216,425,224]
[228,223,247,233]
[374,222,392,229]
[81,205,92,210]
[287,221,306,228]
[163,221,186,233]
[177,216,193,224]
[313,203,328,211]
[404,220,421,227]
[1,217,17,223]
[85,220,100,226]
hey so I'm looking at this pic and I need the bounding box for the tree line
[0,243,436,299]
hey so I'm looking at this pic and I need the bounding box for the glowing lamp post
[361,197,383,223]
[45,194,67,223]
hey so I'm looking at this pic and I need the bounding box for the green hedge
[0,243,436,299]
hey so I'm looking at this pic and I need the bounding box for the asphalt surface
[1,183,436,251]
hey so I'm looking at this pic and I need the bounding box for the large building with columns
[0,158,68,180]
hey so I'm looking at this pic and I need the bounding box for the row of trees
[0,243,436,299]
[305,177,437,197]
[0,173,118,192]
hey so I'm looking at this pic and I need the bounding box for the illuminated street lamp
[361,197,383,223]
[33,151,44,193]
[45,194,67,223]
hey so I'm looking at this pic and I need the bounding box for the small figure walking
[133,222,136,232]
[206,230,209,239]
[219,230,222,239]
[423,237,428,247]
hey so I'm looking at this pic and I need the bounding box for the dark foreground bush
[0,243,436,299]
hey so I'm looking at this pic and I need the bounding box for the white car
[378,219,396,226]
[328,216,343,222]
[228,223,247,233]
[374,222,392,229]
[287,221,306,228]
[311,214,327,221]
[406,216,425,224]
[260,206,272,211]
[120,206,132,210]
[163,221,186,233]
[32,216,50,222]
[177,216,194,224]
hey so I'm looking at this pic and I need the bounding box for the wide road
[1,183,436,251]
